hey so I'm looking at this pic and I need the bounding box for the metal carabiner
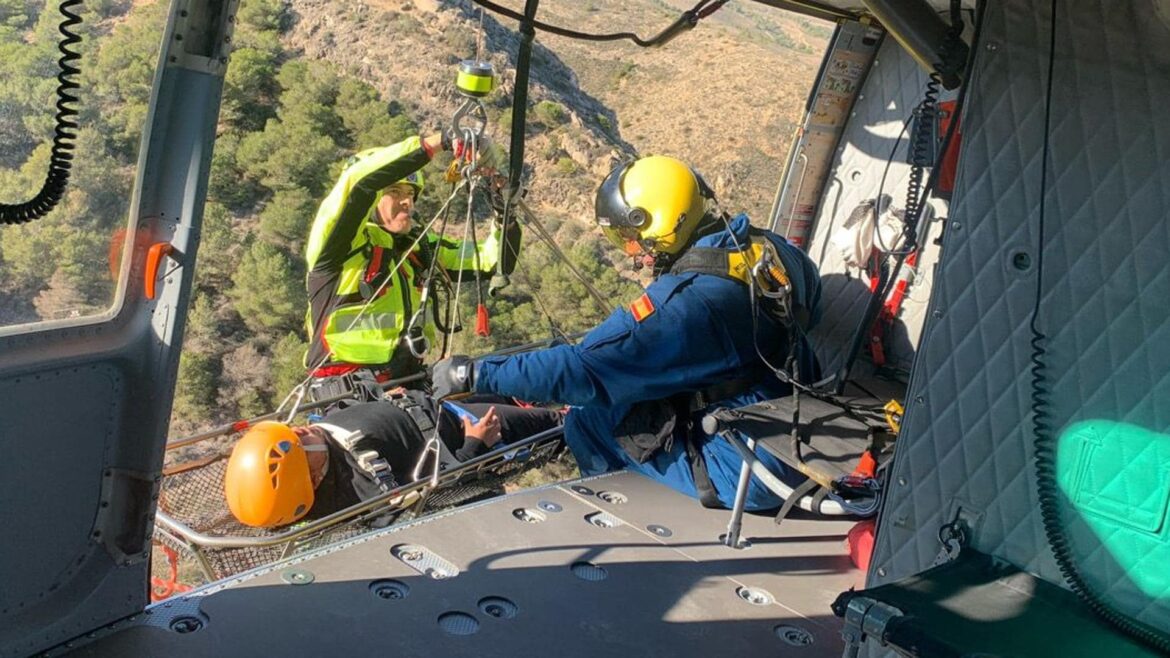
[404,314,429,359]
[751,257,793,322]
[451,97,489,141]
[275,383,308,424]
[411,432,443,486]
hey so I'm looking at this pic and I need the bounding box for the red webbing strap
[150,544,192,602]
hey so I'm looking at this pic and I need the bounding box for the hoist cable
[467,0,728,48]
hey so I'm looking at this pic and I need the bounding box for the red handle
[475,303,490,337]
[145,242,174,300]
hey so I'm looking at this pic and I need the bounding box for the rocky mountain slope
[281,0,829,230]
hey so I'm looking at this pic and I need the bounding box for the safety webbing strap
[684,434,722,509]
[314,422,398,493]
[669,246,752,284]
[774,478,818,526]
[388,393,459,468]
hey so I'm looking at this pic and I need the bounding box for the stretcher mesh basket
[153,431,565,586]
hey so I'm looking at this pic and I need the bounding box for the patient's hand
[463,406,501,447]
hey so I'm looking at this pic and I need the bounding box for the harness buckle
[354,450,398,493]
[404,314,430,358]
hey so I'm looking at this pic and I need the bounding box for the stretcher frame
[152,425,566,586]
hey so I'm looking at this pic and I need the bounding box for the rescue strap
[386,391,459,468]
[688,377,758,508]
[314,422,399,493]
[687,377,757,414]
[668,394,723,509]
[668,230,806,328]
[626,379,755,510]
[308,368,387,403]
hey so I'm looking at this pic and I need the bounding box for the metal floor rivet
[570,561,608,582]
[597,491,628,504]
[513,507,547,523]
[437,611,480,636]
[477,596,518,620]
[774,624,814,646]
[369,579,410,601]
[736,586,774,606]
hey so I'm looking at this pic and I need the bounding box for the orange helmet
[224,422,316,528]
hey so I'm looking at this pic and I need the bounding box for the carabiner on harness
[404,315,430,359]
[750,247,793,323]
[404,265,436,359]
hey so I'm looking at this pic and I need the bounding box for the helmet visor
[595,164,649,229]
[601,225,652,257]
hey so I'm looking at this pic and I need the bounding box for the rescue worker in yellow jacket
[304,132,520,397]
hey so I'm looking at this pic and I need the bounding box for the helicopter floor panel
[59,471,862,657]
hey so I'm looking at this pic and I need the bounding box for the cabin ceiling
[748,0,978,23]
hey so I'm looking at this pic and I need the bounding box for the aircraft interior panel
[869,0,1170,640]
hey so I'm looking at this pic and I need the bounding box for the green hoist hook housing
[456,60,495,98]
[451,60,494,140]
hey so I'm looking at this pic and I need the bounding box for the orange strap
[851,450,878,480]
[150,544,192,602]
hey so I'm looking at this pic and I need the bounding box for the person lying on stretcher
[223,391,563,528]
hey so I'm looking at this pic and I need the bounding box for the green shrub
[533,100,568,126]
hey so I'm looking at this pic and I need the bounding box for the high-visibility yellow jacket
[304,136,518,375]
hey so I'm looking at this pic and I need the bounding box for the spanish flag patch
[629,292,655,322]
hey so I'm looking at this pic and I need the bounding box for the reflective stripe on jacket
[304,136,513,369]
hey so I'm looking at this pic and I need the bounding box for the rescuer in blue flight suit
[432,156,821,510]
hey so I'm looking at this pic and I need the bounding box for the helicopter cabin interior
[0,0,1168,656]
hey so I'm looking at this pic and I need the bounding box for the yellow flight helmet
[224,421,316,528]
[594,155,713,256]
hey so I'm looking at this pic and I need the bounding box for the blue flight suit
[474,214,822,510]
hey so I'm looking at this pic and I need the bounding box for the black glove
[430,355,476,400]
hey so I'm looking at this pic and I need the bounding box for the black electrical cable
[466,0,728,48]
[836,0,981,390]
[0,0,82,225]
[1028,1,1170,651]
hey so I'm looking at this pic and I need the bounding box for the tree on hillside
[84,0,167,158]
[228,239,305,334]
[218,342,274,419]
[207,133,264,211]
[335,78,416,150]
[258,187,315,252]
[237,117,339,194]
[195,201,241,290]
[223,47,280,132]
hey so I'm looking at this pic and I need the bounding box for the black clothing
[305,396,562,521]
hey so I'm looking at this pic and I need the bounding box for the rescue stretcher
[150,424,566,596]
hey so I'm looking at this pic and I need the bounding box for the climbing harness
[669,228,797,327]
[314,422,399,493]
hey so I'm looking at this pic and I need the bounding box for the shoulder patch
[629,292,656,322]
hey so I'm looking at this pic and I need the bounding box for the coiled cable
[1029,1,1170,651]
[0,0,83,225]
[902,0,965,249]
[902,74,937,248]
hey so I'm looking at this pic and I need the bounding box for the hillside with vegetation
[0,0,828,435]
